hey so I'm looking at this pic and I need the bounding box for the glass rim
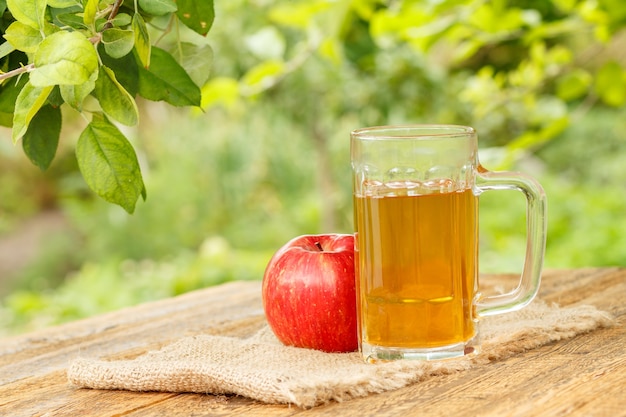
[351,124,476,140]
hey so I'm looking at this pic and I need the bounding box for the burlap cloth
[67,300,613,408]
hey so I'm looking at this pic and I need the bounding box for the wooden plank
[0,268,624,416]
[0,281,265,384]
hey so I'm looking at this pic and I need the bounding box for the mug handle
[473,166,548,318]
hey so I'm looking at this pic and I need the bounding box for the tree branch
[103,0,124,30]
[0,64,34,82]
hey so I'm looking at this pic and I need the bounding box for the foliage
[1,0,626,335]
[206,0,625,151]
[60,105,350,260]
[0,237,270,336]
[3,104,626,336]
[0,103,357,335]
[2,0,625,212]
[0,0,214,213]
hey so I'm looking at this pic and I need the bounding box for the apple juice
[354,183,478,350]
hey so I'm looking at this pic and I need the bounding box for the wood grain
[0,268,624,417]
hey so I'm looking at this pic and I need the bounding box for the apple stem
[315,241,324,251]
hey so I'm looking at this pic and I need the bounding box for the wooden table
[1,268,624,416]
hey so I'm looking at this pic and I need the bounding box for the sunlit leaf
[176,0,214,36]
[60,68,98,111]
[31,31,98,86]
[469,3,525,34]
[22,105,62,171]
[556,69,592,101]
[599,0,626,29]
[94,66,139,126]
[76,113,146,214]
[594,61,625,107]
[268,2,330,29]
[241,60,285,93]
[132,12,151,68]
[508,116,569,150]
[47,0,81,7]
[524,18,581,43]
[6,0,46,30]
[552,0,577,12]
[4,21,43,53]
[319,38,342,66]
[200,77,239,109]
[83,0,98,26]
[12,81,53,142]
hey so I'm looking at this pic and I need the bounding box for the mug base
[361,338,479,363]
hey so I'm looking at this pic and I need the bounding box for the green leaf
[132,12,151,68]
[0,40,16,60]
[556,69,592,101]
[139,0,177,16]
[98,44,139,97]
[171,43,213,87]
[200,76,239,109]
[47,0,80,7]
[83,0,98,26]
[111,13,132,27]
[508,116,569,151]
[268,2,330,29]
[46,86,65,107]
[94,66,139,126]
[60,68,98,110]
[102,28,135,58]
[594,61,626,107]
[0,112,13,127]
[137,46,201,106]
[0,76,28,114]
[97,13,133,31]
[31,31,99,87]
[22,105,62,170]
[6,0,46,30]
[241,60,286,92]
[12,81,53,143]
[176,0,214,36]
[76,113,146,214]
[599,0,626,27]
[4,21,43,53]
[54,11,88,30]
[468,3,525,34]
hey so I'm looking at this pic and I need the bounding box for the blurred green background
[1,0,625,336]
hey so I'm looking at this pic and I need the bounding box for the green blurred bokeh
[1,0,625,335]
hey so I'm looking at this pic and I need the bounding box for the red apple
[262,234,358,353]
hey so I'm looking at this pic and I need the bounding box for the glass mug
[351,125,547,362]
